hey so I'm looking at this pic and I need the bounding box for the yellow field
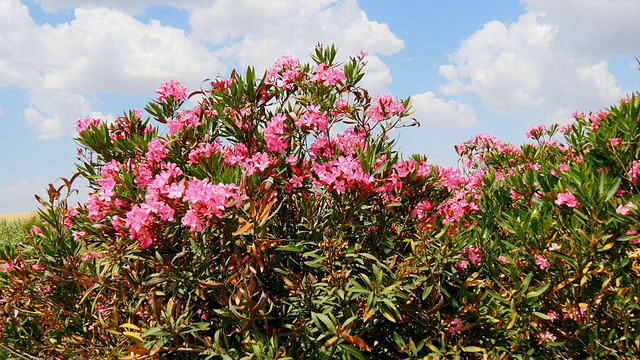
[0,212,36,222]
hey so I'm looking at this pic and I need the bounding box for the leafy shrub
[0,45,638,359]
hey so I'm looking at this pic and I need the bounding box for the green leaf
[311,312,335,333]
[532,311,552,320]
[463,346,485,353]
[526,283,550,298]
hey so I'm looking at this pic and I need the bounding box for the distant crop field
[0,213,34,246]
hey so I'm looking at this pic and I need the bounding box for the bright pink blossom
[628,161,640,184]
[264,114,288,153]
[447,317,463,335]
[76,116,101,133]
[535,254,549,270]
[156,79,188,102]
[558,163,569,172]
[538,331,557,343]
[296,105,329,132]
[310,63,347,86]
[555,188,580,208]
[525,124,548,139]
[146,138,169,162]
[366,94,405,123]
[616,202,636,215]
[266,56,302,89]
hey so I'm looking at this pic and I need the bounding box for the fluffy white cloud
[33,0,209,14]
[0,0,44,87]
[37,7,223,93]
[439,2,631,120]
[190,0,404,96]
[24,89,112,139]
[523,0,640,56]
[2,0,404,139]
[410,91,477,128]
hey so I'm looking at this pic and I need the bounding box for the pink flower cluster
[264,114,288,153]
[525,124,549,139]
[265,55,302,89]
[555,188,580,208]
[366,94,406,123]
[167,109,204,135]
[76,116,101,133]
[310,63,347,86]
[296,105,329,132]
[456,244,483,270]
[182,180,242,233]
[311,155,374,194]
[616,202,636,216]
[535,254,549,270]
[437,169,482,225]
[156,79,188,102]
[628,161,640,184]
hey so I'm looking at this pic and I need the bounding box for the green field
[0,217,31,246]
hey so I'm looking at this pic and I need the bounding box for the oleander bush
[0,45,638,359]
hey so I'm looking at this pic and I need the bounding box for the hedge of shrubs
[0,45,638,359]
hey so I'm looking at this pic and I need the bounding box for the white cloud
[33,0,210,14]
[191,0,404,96]
[39,7,224,93]
[523,0,640,56]
[24,89,113,139]
[0,0,44,87]
[439,3,630,120]
[410,91,477,128]
[2,0,404,139]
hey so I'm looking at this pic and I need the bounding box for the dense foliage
[0,45,638,359]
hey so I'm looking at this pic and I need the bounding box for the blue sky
[1,0,639,214]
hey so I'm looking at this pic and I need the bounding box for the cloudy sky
[1,0,639,214]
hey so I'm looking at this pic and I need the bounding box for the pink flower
[146,138,169,162]
[310,63,347,86]
[366,94,406,122]
[558,163,569,172]
[628,161,640,184]
[573,306,587,324]
[156,79,188,102]
[555,188,580,208]
[626,229,640,244]
[535,254,549,270]
[0,262,14,273]
[76,116,101,133]
[357,50,368,65]
[264,114,288,153]
[525,124,548,139]
[498,255,511,264]
[560,123,573,134]
[81,252,104,262]
[548,243,561,251]
[538,331,557,343]
[266,56,301,89]
[447,317,463,335]
[30,225,43,236]
[616,202,636,216]
[296,105,329,132]
[547,310,558,321]
[610,137,622,146]
[31,263,46,272]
